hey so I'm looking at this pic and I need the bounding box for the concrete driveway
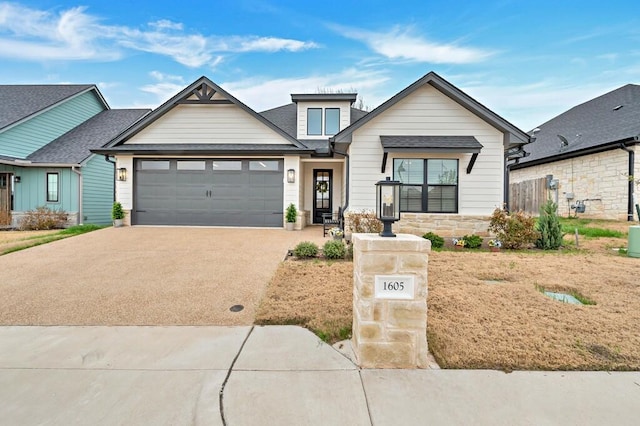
[0,226,326,326]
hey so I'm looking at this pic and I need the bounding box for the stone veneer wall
[511,148,636,220]
[396,213,491,237]
[352,233,430,368]
[344,211,491,238]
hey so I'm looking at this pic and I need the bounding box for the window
[140,160,170,170]
[177,161,205,170]
[212,160,242,171]
[393,159,458,213]
[307,108,322,135]
[46,172,59,202]
[249,161,280,171]
[325,108,340,135]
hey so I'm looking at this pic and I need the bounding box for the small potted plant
[488,239,502,252]
[329,227,344,240]
[285,203,297,231]
[452,238,466,250]
[112,201,125,227]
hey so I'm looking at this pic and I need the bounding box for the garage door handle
[136,210,147,212]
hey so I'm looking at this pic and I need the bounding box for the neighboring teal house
[0,85,149,227]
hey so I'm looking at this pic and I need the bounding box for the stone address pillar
[352,233,430,368]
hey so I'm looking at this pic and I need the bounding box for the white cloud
[458,79,622,130]
[0,3,318,66]
[331,24,493,64]
[221,68,390,112]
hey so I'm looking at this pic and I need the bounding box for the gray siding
[82,155,114,224]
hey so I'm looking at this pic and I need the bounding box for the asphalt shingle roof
[380,135,483,151]
[95,143,313,155]
[0,85,94,131]
[519,84,640,165]
[28,109,149,164]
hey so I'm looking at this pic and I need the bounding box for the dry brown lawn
[256,226,640,370]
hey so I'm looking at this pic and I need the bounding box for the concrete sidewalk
[0,326,638,425]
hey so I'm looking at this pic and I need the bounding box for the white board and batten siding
[349,84,505,216]
[126,104,292,145]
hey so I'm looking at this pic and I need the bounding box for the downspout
[71,166,83,225]
[619,143,635,221]
[504,156,512,212]
[330,142,350,220]
[104,155,116,201]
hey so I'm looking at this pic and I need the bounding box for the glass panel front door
[313,169,332,224]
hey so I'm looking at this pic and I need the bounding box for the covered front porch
[291,158,345,229]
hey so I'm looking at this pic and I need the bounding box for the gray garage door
[134,159,284,226]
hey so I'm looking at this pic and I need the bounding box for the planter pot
[454,245,464,250]
[113,219,123,228]
[333,235,343,241]
[489,247,500,253]
[285,222,295,231]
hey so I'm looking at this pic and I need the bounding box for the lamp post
[375,177,401,237]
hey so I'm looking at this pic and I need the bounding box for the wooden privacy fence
[509,177,549,215]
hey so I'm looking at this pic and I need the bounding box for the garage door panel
[134,159,283,227]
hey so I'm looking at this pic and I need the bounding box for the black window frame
[324,108,340,135]
[46,172,59,203]
[393,158,459,213]
[307,108,322,136]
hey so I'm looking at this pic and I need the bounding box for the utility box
[629,226,640,258]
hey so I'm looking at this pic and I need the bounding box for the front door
[313,169,332,224]
[0,173,11,226]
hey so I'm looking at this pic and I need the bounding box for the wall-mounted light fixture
[14,176,21,183]
[287,169,295,183]
[117,168,127,182]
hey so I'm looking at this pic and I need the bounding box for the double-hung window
[393,159,458,213]
[46,172,59,203]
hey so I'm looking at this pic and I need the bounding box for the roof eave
[91,147,315,156]
[0,159,80,168]
[511,137,638,169]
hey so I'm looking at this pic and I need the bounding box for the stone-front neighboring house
[94,72,530,236]
[0,85,149,227]
[510,85,640,221]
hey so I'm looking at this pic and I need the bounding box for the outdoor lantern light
[287,169,295,183]
[375,177,401,237]
[117,167,127,182]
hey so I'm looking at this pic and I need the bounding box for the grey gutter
[104,155,117,202]
[71,167,83,225]
[330,142,350,223]
[0,159,80,168]
[92,148,315,156]
[511,137,638,170]
[619,143,636,221]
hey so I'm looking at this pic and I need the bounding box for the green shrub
[323,240,346,259]
[285,203,298,223]
[111,202,125,220]
[422,232,444,249]
[345,210,382,233]
[536,199,563,250]
[293,241,319,258]
[461,234,483,249]
[488,208,539,250]
[19,206,68,230]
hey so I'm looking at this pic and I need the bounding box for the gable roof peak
[331,71,529,146]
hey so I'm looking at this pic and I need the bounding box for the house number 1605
[374,275,415,300]
[383,281,405,291]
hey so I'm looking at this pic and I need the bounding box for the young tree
[536,199,563,250]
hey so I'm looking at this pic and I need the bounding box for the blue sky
[0,0,638,130]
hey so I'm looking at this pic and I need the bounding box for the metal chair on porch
[322,206,343,237]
